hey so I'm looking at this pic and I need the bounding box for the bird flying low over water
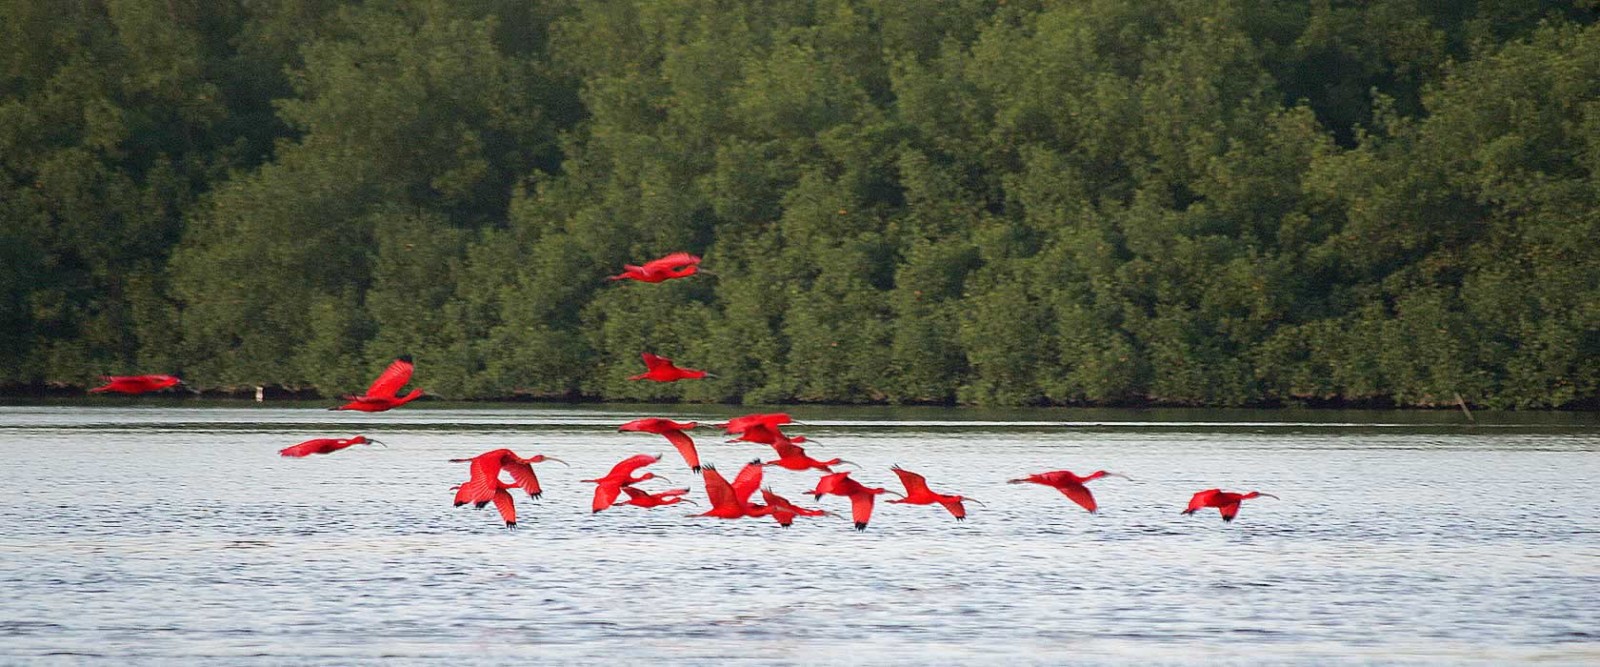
[809,471,901,531]
[584,453,670,513]
[330,356,424,412]
[764,438,855,474]
[279,435,385,457]
[88,374,185,395]
[615,486,695,509]
[755,487,834,528]
[629,353,714,382]
[451,448,567,501]
[1182,489,1279,522]
[606,252,703,283]
[889,465,983,521]
[717,412,797,435]
[1008,469,1130,514]
[618,418,702,471]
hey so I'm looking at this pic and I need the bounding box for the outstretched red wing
[1218,502,1242,522]
[620,486,651,501]
[891,466,933,497]
[849,492,877,529]
[605,453,661,480]
[938,497,968,520]
[279,438,336,457]
[491,489,517,525]
[1057,482,1098,513]
[730,460,764,504]
[640,353,671,371]
[592,483,624,512]
[662,430,701,470]
[503,462,543,497]
[364,357,415,398]
[1185,489,1222,514]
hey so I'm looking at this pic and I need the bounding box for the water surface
[2,403,1597,664]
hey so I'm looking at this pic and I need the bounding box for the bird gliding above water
[279,435,385,457]
[329,356,424,412]
[1008,469,1130,513]
[451,448,567,501]
[694,460,765,520]
[889,465,984,521]
[615,486,696,509]
[809,471,900,531]
[1182,489,1279,522]
[584,453,671,513]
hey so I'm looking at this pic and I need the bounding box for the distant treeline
[3,0,1599,408]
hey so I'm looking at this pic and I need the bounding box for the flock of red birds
[91,251,1279,530]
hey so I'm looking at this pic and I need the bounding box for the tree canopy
[3,0,1597,409]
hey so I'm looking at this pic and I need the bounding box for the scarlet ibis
[279,435,385,457]
[1008,469,1130,513]
[718,412,797,435]
[451,448,567,502]
[694,460,765,520]
[629,352,714,382]
[763,438,855,473]
[756,487,834,528]
[607,252,702,283]
[1183,489,1279,522]
[808,471,900,531]
[618,418,702,471]
[726,421,810,445]
[615,486,696,509]
[88,374,185,394]
[452,479,520,529]
[888,465,984,521]
[583,453,671,513]
[329,356,424,411]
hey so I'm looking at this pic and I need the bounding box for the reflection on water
[1,403,1597,663]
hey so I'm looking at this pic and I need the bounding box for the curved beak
[702,372,719,379]
[678,498,700,506]
[654,474,675,484]
[367,439,388,448]
[835,459,859,469]
[1258,493,1280,500]
[886,490,907,500]
[541,456,570,467]
[1105,472,1134,481]
[965,498,989,508]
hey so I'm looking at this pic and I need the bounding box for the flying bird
[1008,469,1130,513]
[756,487,834,528]
[607,252,703,283]
[451,448,567,502]
[1182,489,1279,522]
[629,352,714,382]
[615,486,695,509]
[88,374,185,395]
[618,418,702,471]
[583,453,670,513]
[279,435,385,457]
[889,465,983,521]
[763,438,855,473]
[717,413,798,435]
[808,471,899,531]
[329,356,424,412]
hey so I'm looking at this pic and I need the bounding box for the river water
[1,402,1596,664]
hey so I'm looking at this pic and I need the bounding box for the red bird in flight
[755,488,834,528]
[607,252,703,283]
[618,418,702,471]
[89,374,185,395]
[718,413,798,435]
[629,353,714,382]
[279,435,385,457]
[584,453,671,513]
[889,465,983,521]
[615,487,695,509]
[809,471,900,531]
[451,448,567,501]
[1182,489,1279,522]
[330,356,424,411]
[1008,469,1130,513]
[764,438,855,473]
[694,460,765,520]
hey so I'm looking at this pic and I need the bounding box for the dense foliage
[3,0,1598,408]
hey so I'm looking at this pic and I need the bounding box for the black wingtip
[453,501,466,507]
[692,466,701,472]
[530,492,543,499]
[1223,516,1235,523]
[474,501,489,509]
[854,522,868,531]
[506,522,517,530]
[397,354,414,363]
